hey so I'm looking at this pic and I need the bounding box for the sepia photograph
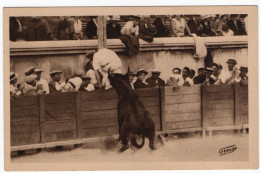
[3,6,258,171]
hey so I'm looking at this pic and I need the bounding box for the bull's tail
[130,134,145,149]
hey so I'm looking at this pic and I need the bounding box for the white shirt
[37,78,49,94]
[171,18,186,37]
[218,66,240,84]
[182,77,194,86]
[222,29,234,36]
[92,48,122,73]
[121,21,139,36]
[86,69,97,85]
[85,83,95,91]
[74,19,82,33]
[169,74,184,86]
[67,77,82,91]
[10,84,22,96]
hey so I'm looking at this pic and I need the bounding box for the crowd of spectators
[9,14,248,42]
[10,56,248,98]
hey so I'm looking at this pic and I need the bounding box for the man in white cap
[218,59,240,84]
[107,15,121,39]
[79,74,95,91]
[92,48,122,90]
[25,67,36,76]
[35,68,49,94]
[64,69,83,92]
[121,16,140,36]
[49,70,66,93]
[23,74,42,96]
[10,72,23,97]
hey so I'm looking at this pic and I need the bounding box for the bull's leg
[119,123,130,153]
[147,120,156,150]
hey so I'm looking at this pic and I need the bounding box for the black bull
[108,68,156,152]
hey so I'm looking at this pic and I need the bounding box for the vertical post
[234,83,241,128]
[39,95,46,143]
[76,92,82,138]
[159,87,166,132]
[201,85,208,138]
[97,16,107,49]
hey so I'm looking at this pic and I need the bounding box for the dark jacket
[119,34,139,56]
[106,22,121,39]
[227,20,246,36]
[193,75,206,84]
[187,19,200,35]
[134,79,150,89]
[85,19,97,39]
[138,20,157,42]
[25,18,52,41]
[153,17,169,37]
[57,18,75,40]
[49,81,61,93]
[145,77,165,87]
[199,20,215,36]
[10,17,20,41]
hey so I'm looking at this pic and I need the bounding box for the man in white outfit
[92,48,122,90]
[35,68,50,94]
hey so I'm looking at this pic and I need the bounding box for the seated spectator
[238,66,248,85]
[107,15,121,39]
[145,70,165,88]
[190,69,195,79]
[35,68,50,94]
[213,14,228,35]
[171,15,191,37]
[49,70,66,93]
[134,69,149,89]
[121,16,140,36]
[199,15,216,36]
[85,16,98,39]
[127,71,135,89]
[57,16,75,40]
[153,15,169,37]
[166,67,183,86]
[218,59,240,84]
[211,63,220,83]
[138,15,157,42]
[222,24,234,36]
[202,67,215,86]
[182,67,194,86]
[23,74,42,96]
[227,14,246,36]
[25,67,36,76]
[218,64,223,76]
[73,16,83,40]
[187,15,202,36]
[10,72,23,97]
[79,75,95,91]
[243,14,248,35]
[193,68,206,84]
[64,70,83,92]
[10,17,23,41]
[85,60,99,89]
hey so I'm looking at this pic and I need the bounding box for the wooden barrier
[163,85,202,133]
[10,84,249,151]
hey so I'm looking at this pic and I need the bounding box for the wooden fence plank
[44,122,76,132]
[165,102,201,114]
[11,132,40,146]
[234,84,241,126]
[98,89,118,100]
[240,91,248,98]
[139,97,160,107]
[165,93,200,105]
[208,117,234,126]
[164,85,201,96]
[205,99,234,110]
[202,85,207,137]
[11,124,39,134]
[80,91,101,101]
[165,120,201,130]
[39,95,45,143]
[11,105,39,117]
[11,96,39,107]
[241,114,248,124]
[80,127,118,138]
[81,99,118,112]
[159,87,165,131]
[44,130,77,142]
[165,112,201,122]
[80,119,118,129]
[146,106,160,116]
[205,91,234,101]
[240,104,248,115]
[206,109,234,119]
[152,115,160,123]
[205,84,233,92]
[45,103,75,114]
[81,110,117,120]
[135,87,160,97]
[11,119,39,126]
[45,92,76,104]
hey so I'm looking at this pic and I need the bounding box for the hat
[219,14,228,19]
[151,70,161,74]
[50,70,62,76]
[240,66,248,72]
[172,67,181,74]
[230,14,239,18]
[205,67,214,72]
[10,72,18,82]
[198,68,204,72]
[25,67,36,76]
[35,68,43,73]
[226,59,237,64]
[25,74,37,83]
[202,14,212,20]
[81,74,91,80]
[136,69,148,76]
[111,15,120,21]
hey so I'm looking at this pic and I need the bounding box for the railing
[10,84,248,151]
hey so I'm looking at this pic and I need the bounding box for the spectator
[193,68,206,84]
[134,69,149,89]
[79,74,95,91]
[153,15,169,37]
[211,63,220,83]
[10,72,23,97]
[171,15,191,37]
[85,60,99,89]
[227,14,246,36]
[49,70,66,93]
[85,16,98,39]
[35,68,50,94]
[145,70,165,88]
[190,69,195,79]
[107,15,121,39]
[92,48,122,90]
[218,64,223,76]
[221,24,234,36]
[127,71,135,89]
[73,16,83,40]
[166,67,183,86]
[10,17,23,41]
[218,59,240,84]
[202,67,215,86]
[238,66,248,85]
[57,16,75,40]
[199,15,216,36]
[213,14,228,35]
[25,67,36,76]
[64,70,83,92]
[187,15,202,36]
[121,16,140,36]
[23,74,42,96]
[138,15,157,42]
[182,67,194,86]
